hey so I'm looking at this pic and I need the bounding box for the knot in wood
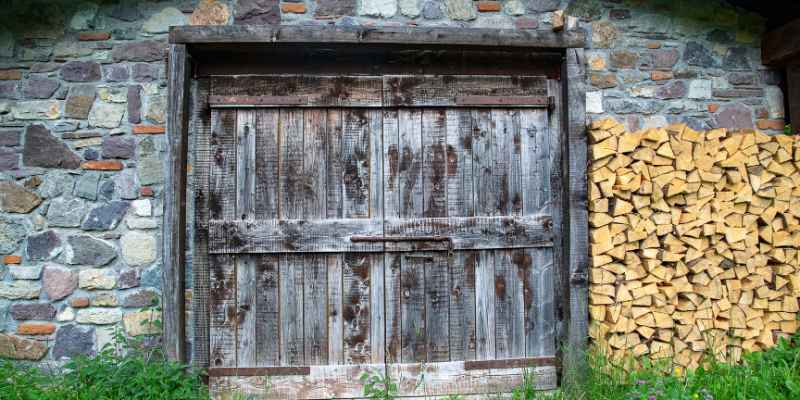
[542,217,553,232]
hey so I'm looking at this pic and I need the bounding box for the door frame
[164,25,588,378]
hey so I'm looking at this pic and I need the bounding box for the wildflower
[674,366,683,377]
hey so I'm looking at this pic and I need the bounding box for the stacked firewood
[588,118,800,369]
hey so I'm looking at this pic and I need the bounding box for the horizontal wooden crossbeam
[208,216,554,254]
[463,357,559,370]
[207,357,558,377]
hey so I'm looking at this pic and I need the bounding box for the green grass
[1,330,797,400]
[514,330,800,400]
[0,329,208,400]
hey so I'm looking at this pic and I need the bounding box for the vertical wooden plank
[253,108,281,367]
[209,111,238,221]
[327,255,344,365]
[490,109,511,216]
[449,251,477,361]
[472,108,497,363]
[368,109,383,221]
[368,108,384,365]
[370,255,385,364]
[528,248,556,357]
[236,110,257,367]
[341,110,371,219]
[546,78,565,354]
[499,109,524,216]
[445,109,475,218]
[255,255,280,366]
[400,254,426,362]
[280,254,304,366]
[494,251,524,358]
[255,109,280,219]
[383,109,400,219]
[519,109,550,214]
[398,109,424,218]
[422,109,447,218]
[385,253,402,363]
[565,48,589,373]
[236,110,257,218]
[279,109,304,219]
[190,77,211,368]
[384,109,401,365]
[304,255,328,365]
[326,110,344,219]
[425,253,450,362]
[209,253,237,368]
[472,110,497,217]
[420,109,448,363]
[278,108,305,367]
[342,253,371,364]
[303,109,329,366]
[209,109,237,368]
[474,251,495,360]
[303,109,328,217]
[164,43,189,362]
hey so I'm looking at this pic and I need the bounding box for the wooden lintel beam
[762,18,800,66]
[170,25,586,49]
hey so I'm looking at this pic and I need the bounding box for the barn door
[206,76,388,398]
[202,75,560,398]
[381,76,559,397]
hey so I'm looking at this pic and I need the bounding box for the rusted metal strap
[209,95,306,107]
[455,95,552,108]
[351,235,454,256]
[350,235,451,243]
[207,366,311,377]
[463,357,559,370]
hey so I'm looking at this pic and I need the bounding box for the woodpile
[588,118,800,369]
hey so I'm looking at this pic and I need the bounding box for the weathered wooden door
[200,75,561,398]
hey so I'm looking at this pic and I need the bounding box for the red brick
[756,119,785,130]
[133,125,166,134]
[0,70,22,80]
[707,103,719,113]
[71,298,90,308]
[477,1,501,12]
[281,3,306,13]
[140,187,154,197]
[82,161,124,171]
[650,71,673,81]
[3,255,21,265]
[79,32,111,41]
[17,323,56,336]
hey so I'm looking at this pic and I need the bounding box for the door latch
[350,235,454,257]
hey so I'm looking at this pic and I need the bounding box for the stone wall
[0,0,783,363]
[588,118,800,368]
